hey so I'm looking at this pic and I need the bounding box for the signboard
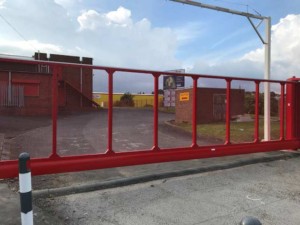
[163,69,185,106]
[163,76,176,89]
[163,76,185,90]
[179,92,189,101]
[163,69,185,90]
[93,93,101,99]
[164,89,176,107]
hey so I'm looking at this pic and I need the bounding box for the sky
[1,0,300,93]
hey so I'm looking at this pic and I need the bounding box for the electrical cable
[0,13,38,51]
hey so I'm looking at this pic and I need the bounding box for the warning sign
[179,92,189,101]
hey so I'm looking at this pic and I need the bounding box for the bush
[114,92,134,107]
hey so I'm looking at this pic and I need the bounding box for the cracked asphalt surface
[33,157,300,225]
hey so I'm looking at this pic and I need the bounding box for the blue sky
[1,0,300,92]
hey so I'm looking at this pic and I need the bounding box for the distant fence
[0,82,24,107]
[133,99,163,108]
[98,99,163,108]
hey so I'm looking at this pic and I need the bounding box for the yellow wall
[93,92,163,108]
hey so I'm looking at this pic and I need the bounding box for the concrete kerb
[33,150,300,199]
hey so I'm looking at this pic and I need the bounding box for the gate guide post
[19,152,33,225]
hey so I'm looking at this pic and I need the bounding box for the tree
[114,92,134,107]
[244,91,278,116]
[152,89,164,95]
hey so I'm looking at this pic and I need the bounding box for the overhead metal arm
[170,0,268,20]
[247,17,266,44]
[170,0,268,45]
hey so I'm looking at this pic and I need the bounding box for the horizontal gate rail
[0,56,299,179]
[1,140,299,178]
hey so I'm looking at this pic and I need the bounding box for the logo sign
[179,92,189,101]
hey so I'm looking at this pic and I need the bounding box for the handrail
[63,80,100,108]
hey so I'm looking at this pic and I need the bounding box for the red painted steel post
[254,81,260,143]
[51,66,59,158]
[225,79,231,145]
[280,83,285,140]
[191,77,198,148]
[285,79,295,140]
[152,73,160,151]
[107,69,114,154]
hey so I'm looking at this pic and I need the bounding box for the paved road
[32,157,300,225]
[5,108,210,159]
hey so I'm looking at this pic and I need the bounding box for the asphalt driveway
[2,108,211,160]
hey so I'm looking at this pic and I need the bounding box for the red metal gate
[0,57,299,179]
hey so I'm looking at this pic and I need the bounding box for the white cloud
[106,6,131,26]
[76,6,179,70]
[0,0,6,8]
[241,14,300,79]
[0,39,62,55]
[0,2,179,71]
[77,10,104,30]
[77,7,132,30]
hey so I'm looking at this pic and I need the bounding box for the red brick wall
[47,54,93,109]
[175,89,193,123]
[175,87,245,124]
[0,71,52,116]
[0,52,94,115]
[0,62,38,73]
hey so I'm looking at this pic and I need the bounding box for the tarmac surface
[34,156,300,225]
[1,108,212,160]
[1,108,300,224]
[2,151,300,225]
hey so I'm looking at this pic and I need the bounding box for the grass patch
[159,107,175,114]
[177,119,280,143]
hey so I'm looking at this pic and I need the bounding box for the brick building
[175,87,245,124]
[0,52,98,116]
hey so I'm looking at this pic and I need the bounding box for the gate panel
[0,56,299,179]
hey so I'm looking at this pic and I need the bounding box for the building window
[12,79,40,97]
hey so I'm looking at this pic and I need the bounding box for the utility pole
[170,0,271,141]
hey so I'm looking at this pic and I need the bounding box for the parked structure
[175,87,245,124]
[0,52,98,116]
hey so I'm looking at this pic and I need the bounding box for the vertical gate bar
[225,79,231,145]
[152,73,159,151]
[51,65,59,158]
[107,70,114,153]
[191,77,198,148]
[280,83,285,140]
[254,81,260,143]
